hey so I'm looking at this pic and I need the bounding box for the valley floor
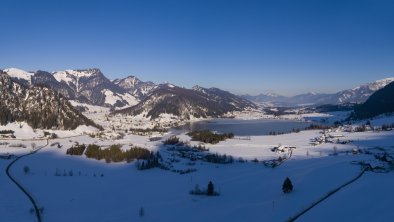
[1,115,394,222]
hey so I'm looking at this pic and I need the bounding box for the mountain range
[2,67,393,123]
[2,67,258,121]
[243,77,394,107]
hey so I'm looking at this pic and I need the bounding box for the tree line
[66,144,152,163]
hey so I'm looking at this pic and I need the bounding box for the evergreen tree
[207,181,214,196]
[282,177,293,194]
[23,166,30,175]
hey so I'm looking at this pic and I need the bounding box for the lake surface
[177,119,312,136]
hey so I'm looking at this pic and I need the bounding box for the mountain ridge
[0,70,101,130]
[243,77,394,106]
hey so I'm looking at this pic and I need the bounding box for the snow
[119,92,139,106]
[0,122,40,139]
[299,172,394,222]
[53,70,74,84]
[1,114,394,222]
[3,68,34,83]
[53,69,96,81]
[101,89,139,107]
[102,89,120,106]
[74,125,100,134]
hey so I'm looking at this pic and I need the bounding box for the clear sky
[1,0,393,96]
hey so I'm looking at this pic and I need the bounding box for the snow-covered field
[1,113,394,222]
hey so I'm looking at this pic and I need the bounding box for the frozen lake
[177,119,311,136]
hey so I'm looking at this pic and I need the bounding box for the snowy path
[287,165,370,222]
[5,140,48,222]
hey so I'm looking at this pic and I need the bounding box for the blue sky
[1,0,393,96]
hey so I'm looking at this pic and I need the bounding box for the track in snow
[5,140,48,222]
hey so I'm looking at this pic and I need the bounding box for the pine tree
[207,181,214,196]
[282,177,293,194]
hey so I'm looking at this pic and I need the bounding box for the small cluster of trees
[54,169,104,177]
[43,131,58,139]
[204,153,234,164]
[191,144,209,152]
[129,126,168,134]
[163,136,181,145]
[305,124,331,130]
[0,130,14,134]
[85,144,151,163]
[187,130,234,144]
[66,144,86,155]
[137,152,162,170]
[190,181,219,196]
[381,123,394,131]
[354,125,366,132]
[268,131,285,136]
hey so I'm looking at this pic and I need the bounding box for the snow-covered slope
[3,68,34,84]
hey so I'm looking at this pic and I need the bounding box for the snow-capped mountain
[241,93,288,106]
[244,77,394,107]
[351,81,394,119]
[53,68,139,107]
[336,77,394,104]
[32,70,78,101]
[114,84,257,120]
[0,70,101,130]
[3,68,34,85]
[3,68,139,108]
[113,75,157,100]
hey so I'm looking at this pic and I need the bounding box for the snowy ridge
[3,68,34,84]
[244,76,394,106]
